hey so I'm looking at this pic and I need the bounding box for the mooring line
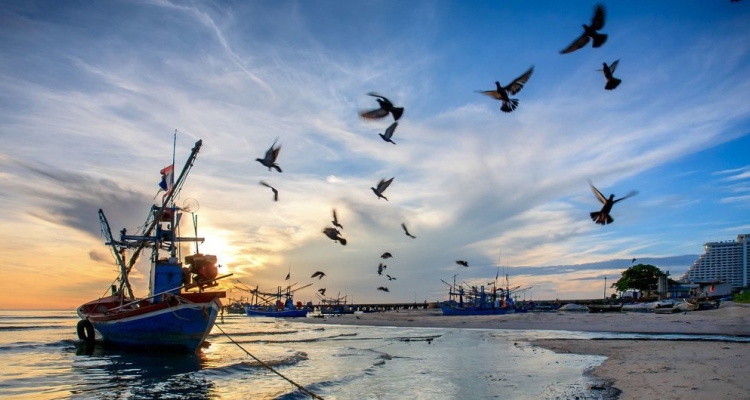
[214,324,324,399]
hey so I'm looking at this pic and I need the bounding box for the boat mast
[121,139,203,273]
[98,209,135,301]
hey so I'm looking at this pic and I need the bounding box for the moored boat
[439,274,527,316]
[242,283,310,318]
[673,299,698,312]
[76,139,230,352]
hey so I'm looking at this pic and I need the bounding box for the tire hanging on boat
[76,319,95,342]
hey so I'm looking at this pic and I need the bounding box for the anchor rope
[213,323,324,400]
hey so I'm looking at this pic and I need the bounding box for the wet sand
[296,302,750,399]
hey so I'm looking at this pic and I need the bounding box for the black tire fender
[76,319,95,342]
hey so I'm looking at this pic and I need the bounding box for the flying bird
[381,252,393,259]
[386,274,396,281]
[323,227,347,245]
[311,271,326,280]
[378,122,399,144]
[332,209,343,230]
[632,258,637,264]
[360,92,404,121]
[599,59,621,90]
[477,66,534,113]
[378,263,386,275]
[456,260,469,267]
[560,4,607,54]
[401,223,416,239]
[318,288,326,296]
[377,286,390,292]
[588,179,639,225]
[259,181,278,201]
[371,177,394,201]
[256,140,282,172]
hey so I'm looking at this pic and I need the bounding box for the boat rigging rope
[213,324,324,400]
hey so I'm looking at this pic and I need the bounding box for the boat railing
[105,273,232,313]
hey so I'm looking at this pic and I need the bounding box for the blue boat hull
[245,307,308,318]
[86,298,221,352]
[439,303,521,316]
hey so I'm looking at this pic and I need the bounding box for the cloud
[1,2,750,306]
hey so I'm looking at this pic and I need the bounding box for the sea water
[2,309,739,400]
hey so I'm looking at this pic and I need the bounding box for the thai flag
[159,164,174,194]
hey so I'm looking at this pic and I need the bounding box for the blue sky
[1,1,749,308]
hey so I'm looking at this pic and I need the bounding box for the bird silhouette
[386,274,396,281]
[477,66,534,113]
[588,179,639,225]
[560,4,607,54]
[381,252,393,259]
[456,260,469,267]
[311,271,326,280]
[371,177,394,200]
[256,139,282,172]
[323,227,347,245]
[360,93,404,121]
[401,223,416,239]
[632,258,637,264]
[378,263,386,275]
[377,286,390,292]
[318,288,326,296]
[598,59,621,90]
[332,209,343,230]
[378,122,399,144]
[259,181,278,201]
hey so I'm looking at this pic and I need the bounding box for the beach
[297,302,750,399]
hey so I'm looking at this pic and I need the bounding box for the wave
[0,339,76,352]
[204,351,309,375]
[0,325,70,332]
[0,314,76,320]
[207,329,301,339]
[229,332,358,345]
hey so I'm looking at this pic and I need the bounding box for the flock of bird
[249,3,673,297]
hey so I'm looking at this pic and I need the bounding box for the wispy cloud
[1,1,749,307]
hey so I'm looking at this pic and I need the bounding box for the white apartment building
[681,234,750,289]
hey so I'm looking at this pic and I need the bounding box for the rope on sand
[214,324,324,399]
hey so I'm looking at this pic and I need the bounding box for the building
[681,234,750,290]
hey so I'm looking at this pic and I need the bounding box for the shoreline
[293,302,750,399]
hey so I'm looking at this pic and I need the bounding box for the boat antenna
[495,250,501,290]
[171,129,177,196]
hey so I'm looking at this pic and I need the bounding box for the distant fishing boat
[317,293,355,315]
[439,273,527,316]
[241,282,311,318]
[76,139,231,353]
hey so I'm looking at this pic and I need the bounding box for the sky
[1,1,749,309]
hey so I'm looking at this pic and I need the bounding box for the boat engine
[184,253,219,288]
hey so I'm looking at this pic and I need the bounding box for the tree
[610,264,679,293]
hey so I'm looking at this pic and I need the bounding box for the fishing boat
[76,139,231,352]
[239,282,311,318]
[651,299,678,314]
[439,274,527,316]
[317,293,356,315]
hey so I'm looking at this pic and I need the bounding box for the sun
[180,226,236,269]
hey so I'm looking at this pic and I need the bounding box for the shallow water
[1,310,745,399]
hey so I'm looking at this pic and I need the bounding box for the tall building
[682,234,750,289]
